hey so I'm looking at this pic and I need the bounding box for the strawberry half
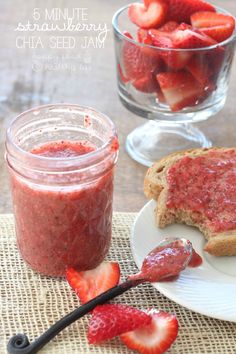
[191,11,235,43]
[121,309,179,354]
[167,0,215,24]
[156,70,204,112]
[129,1,168,29]
[172,23,217,48]
[149,29,192,69]
[66,262,120,304]
[88,304,152,344]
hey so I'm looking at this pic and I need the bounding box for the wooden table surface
[0,0,235,214]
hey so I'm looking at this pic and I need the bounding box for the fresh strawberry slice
[121,309,179,354]
[172,23,217,48]
[186,55,212,85]
[156,71,204,112]
[149,29,173,47]
[137,29,163,61]
[132,74,159,93]
[88,304,152,344]
[165,50,192,71]
[123,32,160,80]
[66,262,120,304]
[159,21,179,32]
[166,0,215,23]
[128,1,168,29]
[200,25,235,43]
[186,56,216,100]
[149,29,192,69]
[191,12,235,43]
[191,11,235,29]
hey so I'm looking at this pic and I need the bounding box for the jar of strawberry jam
[6,104,119,277]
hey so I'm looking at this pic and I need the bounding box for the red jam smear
[166,150,236,233]
[11,140,114,277]
[188,249,203,267]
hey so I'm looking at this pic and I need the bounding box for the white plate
[131,200,236,323]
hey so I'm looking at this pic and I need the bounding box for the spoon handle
[7,279,142,354]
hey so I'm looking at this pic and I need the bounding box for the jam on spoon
[129,238,194,283]
[7,237,198,354]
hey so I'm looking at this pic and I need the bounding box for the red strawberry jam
[188,249,202,267]
[167,150,236,233]
[128,239,200,283]
[11,140,115,277]
[139,243,191,282]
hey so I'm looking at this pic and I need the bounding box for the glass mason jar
[5,104,119,277]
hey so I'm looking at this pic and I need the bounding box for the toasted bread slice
[144,147,236,256]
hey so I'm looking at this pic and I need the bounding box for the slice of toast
[144,147,236,256]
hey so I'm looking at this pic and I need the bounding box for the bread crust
[144,147,236,256]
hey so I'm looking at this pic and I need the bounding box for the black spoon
[7,237,193,354]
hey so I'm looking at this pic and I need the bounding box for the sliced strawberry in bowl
[128,0,168,29]
[191,11,235,30]
[186,54,212,86]
[133,74,159,93]
[167,0,215,23]
[88,304,152,344]
[122,32,161,80]
[121,309,179,354]
[185,52,218,95]
[66,261,120,304]
[137,28,161,61]
[201,25,235,43]
[122,31,163,92]
[172,23,217,48]
[149,29,192,69]
[191,11,236,43]
[149,29,173,48]
[156,70,204,112]
[165,50,192,70]
[206,46,226,84]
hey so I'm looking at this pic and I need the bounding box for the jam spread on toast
[167,150,236,233]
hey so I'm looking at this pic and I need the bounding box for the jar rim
[6,103,118,165]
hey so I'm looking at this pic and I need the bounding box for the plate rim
[130,200,236,323]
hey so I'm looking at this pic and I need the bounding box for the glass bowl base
[126,121,212,167]
[119,87,226,123]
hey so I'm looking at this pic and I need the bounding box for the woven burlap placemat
[0,213,236,354]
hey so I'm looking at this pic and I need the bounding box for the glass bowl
[113,5,236,166]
